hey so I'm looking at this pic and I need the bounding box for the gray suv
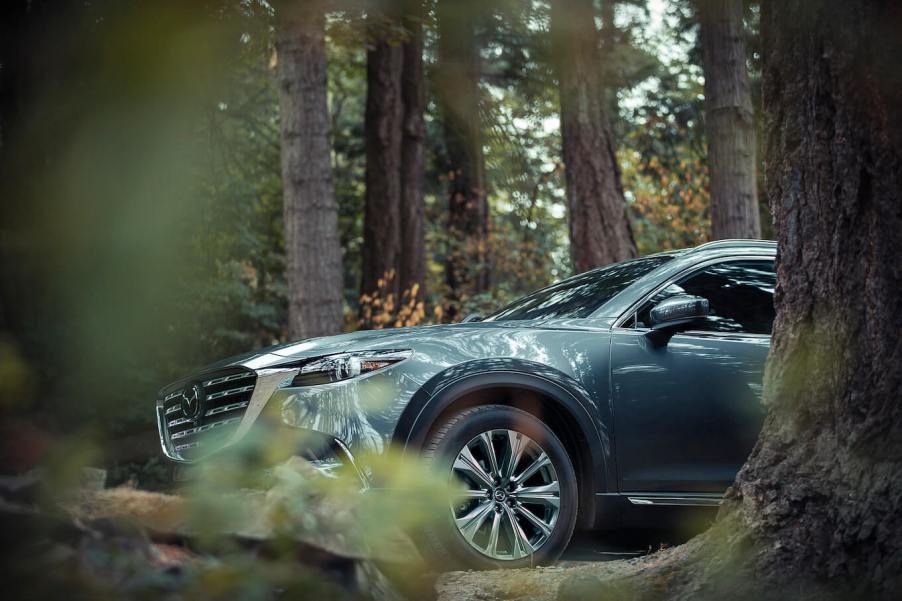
[156,239,776,568]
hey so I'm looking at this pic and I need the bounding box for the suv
[156,239,776,568]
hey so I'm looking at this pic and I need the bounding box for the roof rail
[687,239,776,253]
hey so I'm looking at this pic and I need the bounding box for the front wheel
[420,404,578,569]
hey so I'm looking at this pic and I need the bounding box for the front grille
[158,368,257,461]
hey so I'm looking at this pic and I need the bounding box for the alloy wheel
[449,428,561,560]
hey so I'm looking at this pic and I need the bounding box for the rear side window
[484,255,674,322]
[635,260,776,334]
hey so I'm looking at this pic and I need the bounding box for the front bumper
[157,363,386,488]
[167,425,370,489]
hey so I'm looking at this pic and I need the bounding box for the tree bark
[275,0,344,339]
[435,0,489,320]
[599,0,619,133]
[719,0,902,592]
[613,1,902,597]
[550,0,636,274]
[361,9,404,308]
[398,1,427,307]
[697,0,761,240]
[600,0,615,53]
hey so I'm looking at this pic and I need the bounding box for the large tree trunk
[398,1,427,308]
[634,1,902,596]
[360,2,426,328]
[275,0,344,339]
[360,9,404,313]
[718,0,902,592]
[599,0,617,117]
[697,0,761,240]
[435,0,489,320]
[550,0,636,274]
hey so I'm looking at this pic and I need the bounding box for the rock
[3,457,435,601]
[80,467,107,491]
[67,487,187,534]
[0,468,45,503]
[67,486,411,600]
[557,573,636,601]
[557,574,605,601]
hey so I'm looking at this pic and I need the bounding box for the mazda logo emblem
[179,383,204,421]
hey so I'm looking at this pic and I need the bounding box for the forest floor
[2,465,700,601]
[434,531,691,601]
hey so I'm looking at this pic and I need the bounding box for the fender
[392,358,612,498]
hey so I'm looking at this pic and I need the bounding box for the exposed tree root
[437,502,894,601]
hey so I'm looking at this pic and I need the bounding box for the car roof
[684,239,776,253]
[591,239,776,319]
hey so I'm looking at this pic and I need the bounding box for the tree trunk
[698,0,761,240]
[620,1,902,597]
[435,0,489,320]
[274,0,344,339]
[550,0,636,274]
[398,1,427,308]
[719,0,902,592]
[600,0,615,53]
[360,9,404,314]
[599,0,617,117]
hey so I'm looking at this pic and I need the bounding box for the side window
[635,260,776,334]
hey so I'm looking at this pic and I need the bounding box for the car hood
[193,316,615,373]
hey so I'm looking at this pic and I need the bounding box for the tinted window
[635,260,776,334]
[484,255,673,322]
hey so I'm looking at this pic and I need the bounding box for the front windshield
[483,255,674,322]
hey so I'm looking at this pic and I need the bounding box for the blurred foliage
[1,1,253,439]
[189,443,455,559]
[3,408,456,599]
[357,271,429,329]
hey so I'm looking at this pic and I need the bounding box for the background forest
[1,0,766,480]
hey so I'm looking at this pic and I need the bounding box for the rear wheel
[420,405,578,569]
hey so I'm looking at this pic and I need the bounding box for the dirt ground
[434,530,692,601]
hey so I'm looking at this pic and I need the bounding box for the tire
[419,404,578,569]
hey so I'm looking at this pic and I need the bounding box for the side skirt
[592,492,723,530]
[626,495,722,507]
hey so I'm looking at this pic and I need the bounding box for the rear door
[609,259,775,493]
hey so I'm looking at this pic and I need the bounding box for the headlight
[290,350,412,387]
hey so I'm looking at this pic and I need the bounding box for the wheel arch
[393,359,609,529]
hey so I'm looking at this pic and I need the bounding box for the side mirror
[460,313,483,323]
[646,295,709,345]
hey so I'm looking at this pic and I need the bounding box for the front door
[609,259,776,493]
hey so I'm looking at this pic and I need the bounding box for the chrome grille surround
[156,366,301,463]
[156,368,257,462]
